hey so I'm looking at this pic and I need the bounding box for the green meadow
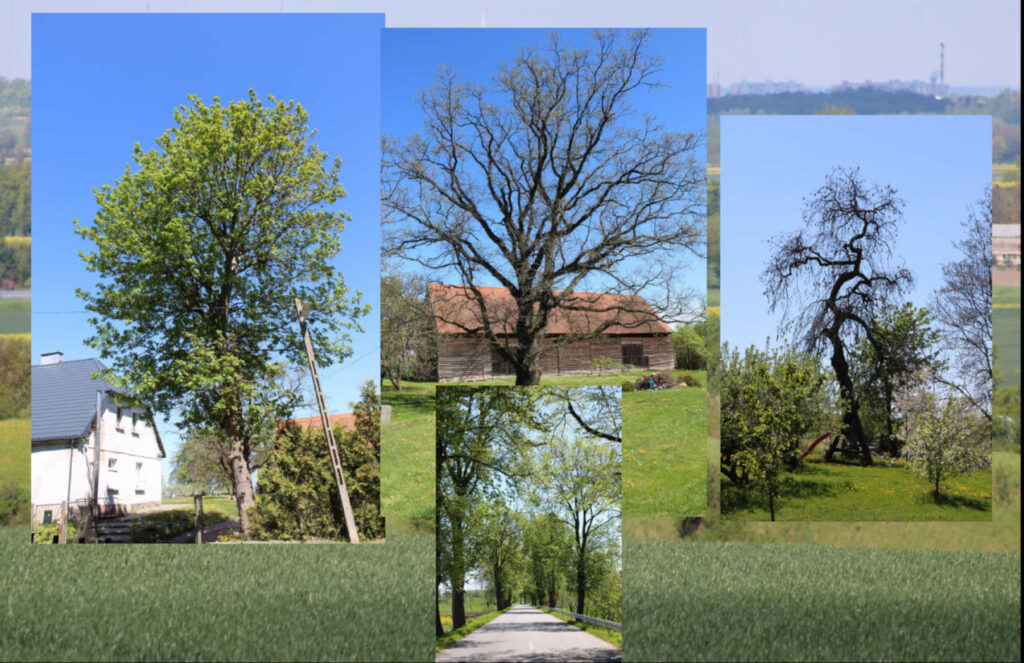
[381,369,708,528]
[0,418,29,489]
[722,450,992,521]
[625,540,1020,662]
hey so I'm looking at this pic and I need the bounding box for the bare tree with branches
[763,167,913,464]
[931,190,993,420]
[383,29,705,385]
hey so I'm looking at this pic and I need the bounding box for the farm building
[428,283,674,382]
[31,353,165,521]
[993,223,1021,268]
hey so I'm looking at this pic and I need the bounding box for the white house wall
[32,394,164,518]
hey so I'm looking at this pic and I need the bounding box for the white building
[31,353,165,520]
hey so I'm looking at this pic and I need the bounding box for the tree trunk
[451,518,467,629]
[514,360,542,386]
[826,338,873,465]
[493,559,505,610]
[452,587,466,630]
[575,551,587,618]
[228,443,256,536]
[386,363,402,391]
[767,477,776,522]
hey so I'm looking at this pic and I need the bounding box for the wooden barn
[427,283,675,382]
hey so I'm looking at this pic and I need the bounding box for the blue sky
[382,28,707,313]
[2,1,1020,87]
[31,13,383,478]
[720,115,991,354]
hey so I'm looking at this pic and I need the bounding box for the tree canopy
[76,91,367,534]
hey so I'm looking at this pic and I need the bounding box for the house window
[135,462,144,493]
[116,407,124,431]
[132,412,138,434]
[107,458,118,471]
[621,342,647,368]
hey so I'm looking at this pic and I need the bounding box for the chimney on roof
[41,351,63,365]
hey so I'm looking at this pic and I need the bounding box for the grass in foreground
[0,527,434,661]
[164,494,240,518]
[623,378,706,520]
[722,450,992,521]
[625,540,1020,662]
[539,607,622,649]
[435,608,509,651]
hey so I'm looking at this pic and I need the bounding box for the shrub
[680,374,702,388]
[621,381,635,393]
[0,482,27,525]
[590,356,626,375]
[903,393,992,497]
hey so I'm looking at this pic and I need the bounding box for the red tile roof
[284,413,356,433]
[427,284,673,336]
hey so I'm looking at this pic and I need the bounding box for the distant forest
[708,88,1022,167]
[0,78,30,165]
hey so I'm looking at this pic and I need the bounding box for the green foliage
[671,324,707,369]
[248,422,343,541]
[589,355,627,374]
[903,394,992,497]
[680,374,701,388]
[620,380,635,393]
[0,236,30,286]
[0,163,30,236]
[74,92,367,533]
[849,301,942,454]
[0,335,29,418]
[720,342,834,520]
[32,520,78,544]
[249,382,383,542]
[171,429,233,495]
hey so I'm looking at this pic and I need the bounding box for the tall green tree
[436,386,544,631]
[75,92,367,535]
[523,512,569,608]
[474,501,525,610]
[532,432,620,618]
[850,301,942,456]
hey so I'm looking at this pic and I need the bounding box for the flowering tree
[903,393,991,498]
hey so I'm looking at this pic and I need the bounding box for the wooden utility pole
[294,298,360,543]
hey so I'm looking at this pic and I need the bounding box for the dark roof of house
[427,284,673,336]
[31,358,165,456]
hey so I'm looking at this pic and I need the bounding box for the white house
[31,353,165,520]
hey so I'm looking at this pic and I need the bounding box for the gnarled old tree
[383,29,706,385]
[763,167,912,464]
[76,92,367,535]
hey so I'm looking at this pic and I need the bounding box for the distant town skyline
[1,0,1020,88]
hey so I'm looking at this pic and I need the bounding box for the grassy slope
[0,528,434,661]
[625,540,1020,662]
[381,370,708,526]
[0,418,29,488]
[722,451,992,522]
[0,299,29,335]
[701,451,1020,553]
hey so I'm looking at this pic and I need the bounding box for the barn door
[621,342,644,367]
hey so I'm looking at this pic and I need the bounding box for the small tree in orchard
[720,342,833,520]
[380,270,436,389]
[75,92,367,536]
[383,29,706,385]
[849,301,942,456]
[903,393,991,498]
[763,167,913,464]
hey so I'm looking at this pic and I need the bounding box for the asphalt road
[436,604,621,662]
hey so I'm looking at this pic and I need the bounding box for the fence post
[59,501,67,544]
[194,494,203,544]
